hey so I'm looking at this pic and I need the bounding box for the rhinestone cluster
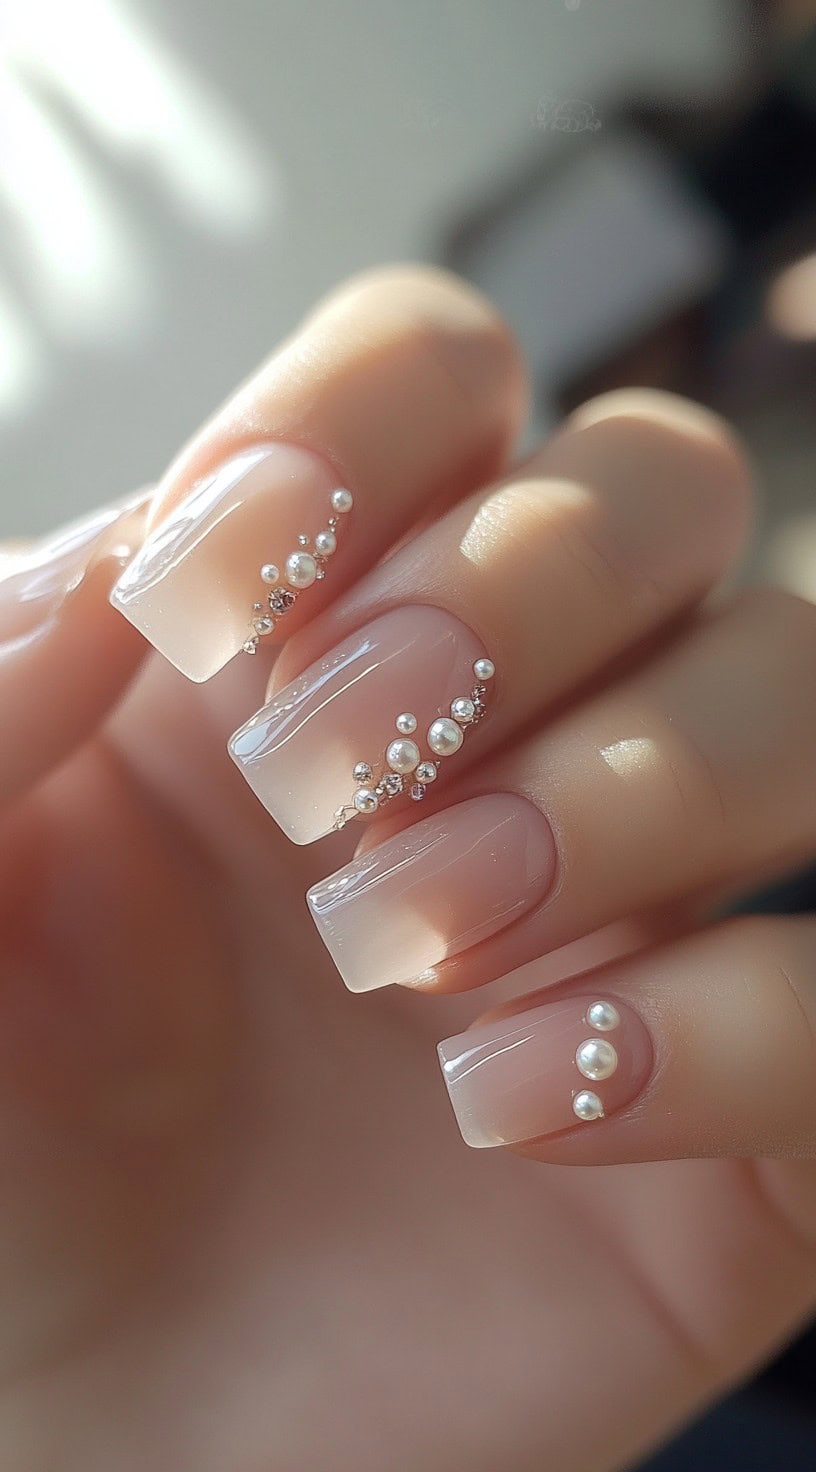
[243,486,353,654]
[571,1000,620,1122]
[332,656,495,830]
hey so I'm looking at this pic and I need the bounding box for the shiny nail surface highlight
[110,443,345,682]
[307,794,556,991]
[0,491,150,651]
[229,605,493,844]
[438,994,653,1148]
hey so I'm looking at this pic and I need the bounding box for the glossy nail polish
[110,443,350,682]
[438,994,653,1147]
[307,794,556,991]
[229,605,497,844]
[0,490,150,652]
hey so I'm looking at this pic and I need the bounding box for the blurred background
[2,0,816,1465]
[2,0,816,603]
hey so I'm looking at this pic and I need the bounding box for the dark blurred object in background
[446,7,816,1464]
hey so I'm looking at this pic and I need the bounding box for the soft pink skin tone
[439,994,653,1148]
[110,443,344,683]
[229,604,487,844]
[307,794,556,991]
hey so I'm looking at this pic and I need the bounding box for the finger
[306,587,816,994]
[436,914,816,1163]
[0,494,150,810]
[230,391,750,843]
[109,267,525,683]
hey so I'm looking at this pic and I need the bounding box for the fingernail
[229,605,498,845]
[110,443,353,682]
[307,794,555,991]
[0,490,150,652]
[438,995,653,1148]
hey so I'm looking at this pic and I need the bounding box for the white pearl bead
[451,697,475,723]
[260,562,280,585]
[314,529,337,557]
[427,717,463,757]
[415,761,437,784]
[573,1090,604,1122]
[331,487,353,513]
[353,787,379,815]
[587,1000,620,1032]
[253,615,274,635]
[575,1038,618,1081]
[473,657,495,681]
[285,551,317,589]
[395,712,417,735]
[386,738,420,774]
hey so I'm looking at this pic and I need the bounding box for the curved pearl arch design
[244,487,353,653]
[334,654,496,830]
[571,999,621,1122]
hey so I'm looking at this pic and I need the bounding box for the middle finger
[229,391,749,844]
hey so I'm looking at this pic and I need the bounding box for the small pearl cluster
[333,656,496,830]
[572,1000,620,1122]
[243,486,353,654]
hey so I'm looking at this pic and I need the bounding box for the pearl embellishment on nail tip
[427,717,464,757]
[575,1037,618,1081]
[573,1090,604,1122]
[244,485,353,654]
[332,650,497,830]
[587,1000,620,1032]
[571,999,623,1121]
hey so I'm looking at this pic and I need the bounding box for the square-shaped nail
[438,995,653,1148]
[307,794,556,991]
[110,443,352,682]
[229,605,498,844]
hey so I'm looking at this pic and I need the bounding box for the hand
[2,268,815,1472]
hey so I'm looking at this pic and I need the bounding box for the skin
[1,268,815,1472]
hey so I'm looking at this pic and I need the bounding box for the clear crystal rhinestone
[242,639,258,655]
[384,773,404,796]
[410,783,427,801]
[415,761,437,784]
[353,762,373,783]
[298,533,310,547]
[451,697,476,724]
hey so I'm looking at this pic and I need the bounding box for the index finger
[110,267,525,682]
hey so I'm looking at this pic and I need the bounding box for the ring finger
[306,587,816,995]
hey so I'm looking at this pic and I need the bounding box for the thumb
[0,490,152,810]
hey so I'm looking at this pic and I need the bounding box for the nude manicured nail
[229,605,498,845]
[439,995,653,1148]
[307,794,556,991]
[0,490,150,651]
[110,443,352,682]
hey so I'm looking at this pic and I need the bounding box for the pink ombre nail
[438,994,653,1148]
[307,794,556,991]
[111,443,351,682]
[229,605,498,844]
